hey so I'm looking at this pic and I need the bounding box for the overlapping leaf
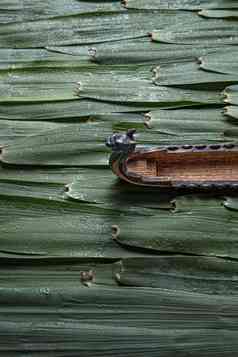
[112,195,238,258]
[144,108,238,141]
[115,256,238,295]
[152,19,238,45]
[123,0,238,10]
[0,10,195,48]
[0,0,122,23]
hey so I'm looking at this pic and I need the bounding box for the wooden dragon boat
[106,129,238,190]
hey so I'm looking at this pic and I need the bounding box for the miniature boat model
[106,129,238,189]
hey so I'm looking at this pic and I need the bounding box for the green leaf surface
[0,100,150,120]
[0,120,67,145]
[90,40,235,65]
[0,64,153,102]
[0,165,82,184]
[1,122,110,166]
[199,9,238,18]
[224,85,238,105]
[1,282,238,355]
[153,61,238,87]
[115,256,238,295]
[224,105,238,120]
[78,79,222,105]
[0,212,152,259]
[199,50,238,75]
[66,167,173,212]
[0,48,91,70]
[0,10,195,48]
[0,0,122,23]
[152,19,238,45]
[145,108,237,141]
[112,195,238,258]
[123,0,238,10]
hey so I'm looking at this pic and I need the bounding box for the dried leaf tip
[152,66,160,83]
[144,113,152,129]
[121,0,128,8]
[80,270,95,287]
[112,225,120,240]
[88,48,97,58]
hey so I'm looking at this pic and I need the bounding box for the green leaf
[78,79,222,105]
[0,0,122,23]
[1,122,110,166]
[0,211,152,259]
[0,10,194,48]
[224,105,238,120]
[66,167,173,213]
[115,256,238,295]
[0,100,150,120]
[152,19,238,45]
[0,119,67,145]
[123,0,238,10]
[144,108,236,141]
[152,61,238,87]
[112,195,238,258]
[199,10,238,18]
[89,40,235,65]
[199,51,238,75]
[0,48,91,70]
[224,85,238,105]
[0,64,152,102]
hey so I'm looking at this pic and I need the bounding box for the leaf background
[1,0,238,355]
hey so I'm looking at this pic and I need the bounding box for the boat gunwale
[116,142,238,189]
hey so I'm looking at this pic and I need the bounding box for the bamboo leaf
[144,108,236,141]
[0,165,82,184]
[0,10,194,48]
[153,61,238,87]
[112,195,238,258]
[123,0,238,10]
[0,48,90,70]
[0,0,122,23]
[115,256,238,295]
[224,85,238,105]
[78,79,222,105]
[0,120,67,145]
[199,51,238,75]
[199,10,238,18]
[1,122,110,166]
[66,167,173,212]
[152,19,238,45]
[0,212,151,259]
[89,40,235,65]
[0,100,150,120]
[0,65,153,103]
[224,105,238,120]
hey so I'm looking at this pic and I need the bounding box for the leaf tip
[112,225,120,240]
[152,65,160,84]
[144,112,152,129]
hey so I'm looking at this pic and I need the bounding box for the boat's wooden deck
[127,151,238,182]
